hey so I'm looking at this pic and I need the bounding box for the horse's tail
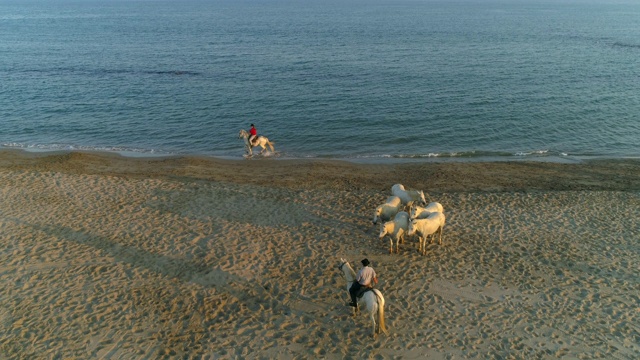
[267,140,275,152]
[373,289,387,334]
[439,214,446,245]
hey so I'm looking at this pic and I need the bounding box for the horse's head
[407,220,417,236]
[372,206,383,224]
[409,204,423,219]
[378,222,391,238]
[338,258,349,271]
[238,129,247,138]
[409,206,415,219]
[418,191,427,205]
[338,258,356,281]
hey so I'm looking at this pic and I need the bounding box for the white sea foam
[1,143,171,157]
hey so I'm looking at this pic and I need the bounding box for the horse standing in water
[238,129,275,156]
[337,258,387,338]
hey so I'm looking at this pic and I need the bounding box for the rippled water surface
[1,0,639,161]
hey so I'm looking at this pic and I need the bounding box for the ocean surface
[1,0,639,162]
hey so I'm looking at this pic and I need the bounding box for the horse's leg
[389,238,392,254]
[421,236,426,255]
[425,235,430,255]
[425,235,429,255]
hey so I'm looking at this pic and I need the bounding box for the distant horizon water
[2,0,639,163]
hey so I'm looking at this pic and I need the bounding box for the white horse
[337,258,387,338]
[407,212,446,255]
[238,129,275,156]
[391,184,427,207]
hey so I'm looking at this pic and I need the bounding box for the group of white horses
[338,184,446,338]
[375,184,446,255]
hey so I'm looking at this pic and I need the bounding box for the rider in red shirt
[249,124,257,146]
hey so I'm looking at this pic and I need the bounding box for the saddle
[356,286,374,299]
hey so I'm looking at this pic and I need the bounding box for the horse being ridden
[238,129,275,156]
[338,258,387,338]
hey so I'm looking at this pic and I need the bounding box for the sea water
[1,0,639,162]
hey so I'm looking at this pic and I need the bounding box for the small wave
[142,70,201,76]
[350,151,489,160]
[102,69,201,76]
[343,149,568,161]
[1,142,173,157]
[395,153,443,158]
[514,150,549,156]
[612,42,640,50]
[17,67,200,77]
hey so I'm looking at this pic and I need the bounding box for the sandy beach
[1,150,639,359]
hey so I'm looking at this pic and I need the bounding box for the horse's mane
[344,263,357,282]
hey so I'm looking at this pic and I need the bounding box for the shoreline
[2,148,640,193]
[1,148,639,358]
[4,145,638,165]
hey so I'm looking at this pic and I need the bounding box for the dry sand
[0,150,639,359]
